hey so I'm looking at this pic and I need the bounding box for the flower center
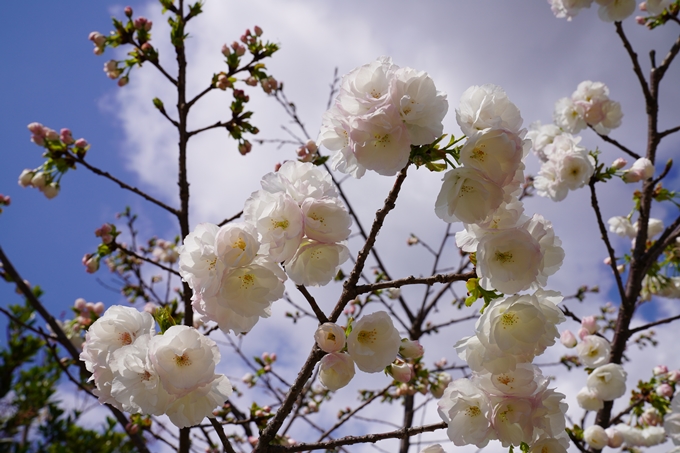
[465,405,481,418]
[239,273,255,290]
[357,328,378,344]
[272,219,289,230]
[326,332,336,342]
[119,332,132,346]
[174,353,191,367]
[309,212,326,226]
[373,134,391,148]
[501,312,518,327]
[141,370,152,381]
[495,250,514,263]
[471,145,486,162]
[496,374,514,386]
[370,88,382,99]
[233,238,246,251]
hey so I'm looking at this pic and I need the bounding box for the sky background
[1,1,680,452]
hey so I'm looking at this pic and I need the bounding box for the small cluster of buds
[621,157,654,183]
[73,297,105,327]
[133,17,152,32]
[296,140,318,163]
[88,31,107,55]
[0,194,10,214]
[82,253,100,274]
[95,224,114,244]
[215,72,233,90]
[238,140,253,155]
[104,60,125,86]
[151,238,179,264]
[260,76,278,94]
[240,26,263,46]
[223,41,246,58]
[19,169,59,199]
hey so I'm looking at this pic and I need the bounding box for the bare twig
[589,126,641,159]
[295,285,328,324]
[115,242,180,276]
[354,271,476,296]
[217,211,244,227]
[210,417,238,453]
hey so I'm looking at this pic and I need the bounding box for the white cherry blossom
[300,197,352,243]
[437,378,494,448]
[459,128,528,187]
[318,352,355,391]
[285,240,349,287]
[576,335,611,368]
[315,323,346,353]
[587,363,627,401]
[434,167,506,225]
[347,311,401,373]
[456,84,523,136]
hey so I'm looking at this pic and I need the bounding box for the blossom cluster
[313,312,407,391]
[80,306,232,428]
[528,80,623,201]
[549,0,637,22]
[178,161,351,335]
[318,56,448,178]
[439,290,569,450]
[437,85,564,294]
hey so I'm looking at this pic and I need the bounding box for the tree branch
[295,285,328,324]
[589,126,641,159]
[615,22,653,107]
[354,271,476,296]
[209,417,238,453]
[114,242,181,276]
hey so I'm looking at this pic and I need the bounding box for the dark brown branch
[629,313,680,335]
[652,159,673,185]
[267,422,447,452]
[615,22,653,106]
[659,124,680,138]
[209,417,237,453]
[354,271,476,296]
[589,179,627,302]
[589,126,641,159]
[655,32,680,81]
[217,211,243,227]
[74,156,179,216]
[421,314,478,335]
[295,285,328,324]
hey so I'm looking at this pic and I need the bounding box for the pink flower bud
[639,1,647,11]
[245,76,258,86]
[89,32,106,47]
[94,47,104,56]
[581,315,598,334]
[668,370,680,382]
[603,256,612,265]
[560,330,578,348]
[85,302,96,312]
[261,352,270,362]
[18,169,34,187]
[117,77,129,87]
[622,157,654,183]
[653,365,669,376]
[40,187,59,205]
[270,353,277,362]
[83,254,99,273]
[144,302,159,314]
[305,140,318,153]
[606,427,624,448]
[577,327,590,340]
[221,44,231,57]
[656,383,674,398]
[611,157,627,170]
[254,26,263,36]
[93,302,105,315]
[399,339,424,359]
[44,128,59,141]
[141,42,153,53]
[74,298,87,310]
[74,138,89,148]
[636,15,646,25]
[389,361,413,383]
[124,6,133,17]
[238,141,252,155]
[263,365,271,372]
[60,128,74,145]
[27,122,45,135]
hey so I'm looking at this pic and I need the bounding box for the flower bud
[653,365,669,376]
[584,425,608,449]
[388,360,413,383]
[305,140,318,153]
[668,370,680,382]
[577,327,589,340]
[622,157,654,183]
[94,47,104,56]
[238,141,252,155]
[560,330,577,348]
[18,169,34,187]
[399,339,424,359]
[641,407,662,425]
[44,128,59,141]
[581,315,598,334]
[27,122,45,135]
[245,76,257,86]
[31,172,47,189]
[75,138,89,148]
[124,6,133,17]
[254,25,263,36]
[656,383,674,398]
[221,44,231,57]
[93,302,105,315]
[82,254,99,273]
[606,427,624,448]
[636,15,647,24]
[639,1,647,11]
[603,256,612,265]
[315,323,346,353]
[74,298,87,310]
[141,42,153,53]
[611,157,627,169]
[118,77,129,87]
[89,32,106,47]
[43,183,59,199]
[60,128,74,145]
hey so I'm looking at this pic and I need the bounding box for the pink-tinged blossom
[581,315,598,334]
[549,0,595,20]
[587,363,627,401]
[261,160,337,204]
[434,167,506,225]
[336,56,396,116]
[285,240,349,287]
[399,339,424,359]
[459,128,529,187]
[315,323,346,353]
[560,330,577,348]
[244,190,304,263]
[577,335,611,368]
[318,352,355,391]
[347,311,401,373]
[300,197,352,243]
[456,84,523,136]
[527,121,563,162]
[388,360,414,383]
[437,378,494,448]
[597,0,636,22]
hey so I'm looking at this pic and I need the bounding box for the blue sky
[1,1,680,451]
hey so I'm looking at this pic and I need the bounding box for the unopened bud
[254,26,263,36]
[636,15,646,25]
[74,298,87,310]
[581,315,598,334]
[18,169,34,187]
[560,330,577,348]
[639,1,647,11]
[75,138,89,148]
[606,427,624,448]
[245,76,258,86]
[45,128,59,141]
[653,365,669,376]
[238,141,252,155]
[125,6,133,17]
[118,76,129,87]
[388,361,414,383]
[83,254,99,274]
[221,44,231,57]
[399,339,424,359]
[656,383,674,398]
[31,172,47,189]
[141,42,153,53]
[43,183,59,199]
[611,157,627,170]
[60,128,74,144]
[93,302,105,315]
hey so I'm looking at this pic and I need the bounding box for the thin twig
[75,156,179,216]
[589,126,641,159]
[115,242,181,276]
[217,211,243,227]
[210,417,238,453]
[629,313,680,335]
[354,271,476,296]
[295,285,328,323]
[659,124,680,138]
[615,22,653,105]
